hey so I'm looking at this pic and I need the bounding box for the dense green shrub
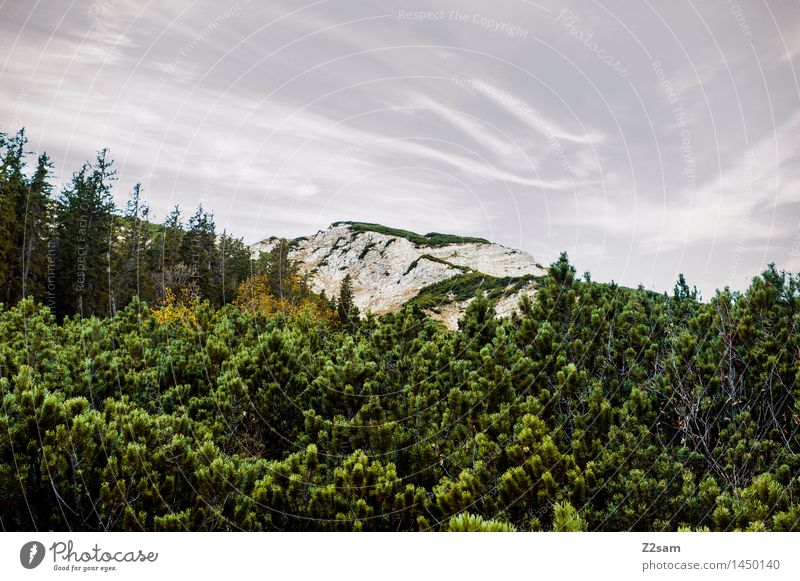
[1,253,798,531]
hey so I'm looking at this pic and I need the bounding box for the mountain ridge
[253,222,545,328]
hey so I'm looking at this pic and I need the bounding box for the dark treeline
[0,128,257,319]
[0,129,799,532]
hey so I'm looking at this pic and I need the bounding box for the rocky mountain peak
[253,222,546,329]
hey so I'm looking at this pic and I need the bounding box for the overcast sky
[1,0,799,296]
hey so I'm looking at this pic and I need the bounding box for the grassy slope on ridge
[333,221,491,247]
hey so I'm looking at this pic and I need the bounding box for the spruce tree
[217,230,252,304]
[111,184,154,311]
[265,238,297,300]
[0,129,28,306]
[20,153,55,304]
[154,205,185,300]
[337,273,359,325]
[53,149,117,318]
[179,205,217,302]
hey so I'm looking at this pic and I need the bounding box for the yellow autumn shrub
[153,287,200,327]
[233,273,337,324]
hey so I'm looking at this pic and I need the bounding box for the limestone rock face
[252,223,546,329]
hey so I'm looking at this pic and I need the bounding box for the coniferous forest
[1,129,799,532]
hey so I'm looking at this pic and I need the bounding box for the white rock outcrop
[253,223,545,329]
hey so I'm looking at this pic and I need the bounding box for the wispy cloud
[0,0,798,296]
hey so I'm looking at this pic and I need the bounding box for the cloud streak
[0,0,798,296]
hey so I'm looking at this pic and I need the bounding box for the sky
[1,0,799,296]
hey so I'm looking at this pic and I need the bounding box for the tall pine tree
[21,153,55,303]
[53,149,117,318]
[0,129,29,306]
[110,183,154,312]
[217,229,252,304]
[179,205,217,302]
